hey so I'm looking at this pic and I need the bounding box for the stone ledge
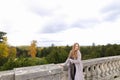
[0,64,63,80]
[14,64,63,80]
[0,70,14,80]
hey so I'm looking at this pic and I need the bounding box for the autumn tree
[0,36,9,58]
[8,47,17,59]
[0,35,9,66]
[29,40,37,58]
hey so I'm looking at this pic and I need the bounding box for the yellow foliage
[29,40,37,58]
[0,37,9,58]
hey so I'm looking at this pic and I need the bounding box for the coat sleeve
[63,50,72,66]
[64,58,70,66]
[70,50,81,64]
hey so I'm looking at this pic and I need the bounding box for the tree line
[0,31,120,71]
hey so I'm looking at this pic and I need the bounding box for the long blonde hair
[69,43,80,59]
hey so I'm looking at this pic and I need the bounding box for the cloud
[23,0,105,34]
[40,19,68,33]
[39,40,63,43]
[29,5,54,16]
[71,19,100,29]
[41,18,100,33]
[1,0,120,46]
[0,21,17,34]
[25,0,60,17]
[105,12,120,21]
[101,0,120,21]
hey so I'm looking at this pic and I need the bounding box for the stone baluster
[116,60,120,72]
[114,60,118,73]
[112,61,116,74]
[118,60,120,76]
[110,61,114,74]
[91,65,96,80]
[118,60,120,71]
[115,60,120,77]
[100,63,106,77]
[83,67,87,79]
[107,61,112,75]
[95,64,101,79]
[104,62,109,76]
[115,60,119,73]
[84,66,92,80]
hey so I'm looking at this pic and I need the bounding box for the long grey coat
[64,50,84,80]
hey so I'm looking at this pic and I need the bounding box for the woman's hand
[69,59,72,62]
[58,64,64,68]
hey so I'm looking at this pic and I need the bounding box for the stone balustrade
[82,56,120,80]
[0,56,120,80]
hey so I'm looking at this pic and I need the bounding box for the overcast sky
[0,0,120,47]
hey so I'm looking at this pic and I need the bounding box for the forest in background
[0,31,120,71]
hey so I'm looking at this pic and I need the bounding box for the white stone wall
[0,70,14,80]
[0,64,64,80]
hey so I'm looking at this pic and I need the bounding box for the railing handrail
[83,55,120,66]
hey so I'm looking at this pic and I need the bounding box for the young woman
[61,43,84,80]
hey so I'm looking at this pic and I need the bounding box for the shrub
[0,57,48,71]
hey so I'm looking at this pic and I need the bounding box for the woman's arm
[64,58,70,66]
[63,50,72,66]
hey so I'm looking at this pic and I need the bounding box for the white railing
[82,56,120,80]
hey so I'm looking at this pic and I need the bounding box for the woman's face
[74,44,79,51]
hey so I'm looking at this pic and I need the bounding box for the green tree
[0,31,6,43]
[16,46,29,57]
[46,47,68,64]
[105,46,115,56]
